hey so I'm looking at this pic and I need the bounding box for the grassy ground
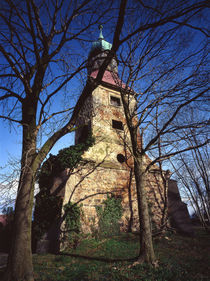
[1,229,210,280]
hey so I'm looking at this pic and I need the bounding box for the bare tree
[115,0,209,264]
[172,132,209,229]
[0,1,119,280]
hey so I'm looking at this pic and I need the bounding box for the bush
[95,195,123,238]
[62,202,83,249]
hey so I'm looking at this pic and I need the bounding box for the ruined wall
[168,180,193,234]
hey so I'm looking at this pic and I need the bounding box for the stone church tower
[61,26,167,233]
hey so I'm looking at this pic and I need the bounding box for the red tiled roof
[90,70,127,89]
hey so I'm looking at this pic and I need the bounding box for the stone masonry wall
[62,84,166,234]
[62,161,166,233]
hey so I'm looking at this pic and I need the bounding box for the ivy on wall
[62,201,83,249]
[95,195,123,238]
[33,135,94,247]
[37,135,95,185]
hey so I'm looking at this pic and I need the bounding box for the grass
[1,229,210,280]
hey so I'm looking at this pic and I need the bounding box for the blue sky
[0,121,75,174]
[0,123,22,170]
[0,121,75,211]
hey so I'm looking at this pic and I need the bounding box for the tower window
[112,120,123,130]
[117,154,125,163]
[110,96,121,106]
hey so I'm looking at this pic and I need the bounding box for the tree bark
[3,101,38,281]
[4,171,35,281]
[134,156,156,264]
[120,93,156,264]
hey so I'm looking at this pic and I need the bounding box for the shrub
[62,202,83,249]
[95,194,123,238]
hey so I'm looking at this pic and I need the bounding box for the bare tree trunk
[119,86,156,263]
[157,134,169,231]
[134,156,156,264]
[120,92,156,264]
[160,177,168,231]
[3,102,38,281]
[4,171,35,281]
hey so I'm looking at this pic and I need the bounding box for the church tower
[62,26,148,233]
[75,25,135,169]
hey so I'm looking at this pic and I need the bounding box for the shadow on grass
[59,251,138,263]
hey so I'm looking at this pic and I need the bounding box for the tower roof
[90,25,112,53]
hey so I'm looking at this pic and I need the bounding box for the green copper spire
[98,25,104,39]
[87,25,118,75]
[90,25,112,53]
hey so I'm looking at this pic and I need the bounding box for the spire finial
[98,24,104,39]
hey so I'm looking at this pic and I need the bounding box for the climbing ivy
[62,202,83,249]
[95,194,123,238]
[33,135,94,247]
[32,186,63,249]
[37,135,95,188]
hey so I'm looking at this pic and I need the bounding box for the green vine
[62,202,83,249]
[33,135,94,246]
[37,135,95,187]
[95,194,123,238]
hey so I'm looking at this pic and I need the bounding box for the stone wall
[61,83,167,234]
[168,180,193,235]
[62,161,166,234]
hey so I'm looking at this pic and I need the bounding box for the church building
[35,26,192,253]
[60,26,168,233]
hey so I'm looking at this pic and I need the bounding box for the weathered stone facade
[62,83,167,233]
[60,26,168,234]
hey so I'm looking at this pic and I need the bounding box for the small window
[117,154,125,163]
[112,120,123,130]
[110,96,121,106]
